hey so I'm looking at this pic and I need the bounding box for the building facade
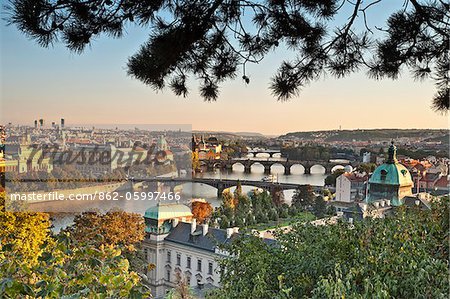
[141,203,238,298]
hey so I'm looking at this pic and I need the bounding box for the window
[166,270,171,282]
[167,250,171,263]
[187,257,191,269]
[197,259,202,272]
[144,248,148,261]
[176,253,181,266]
[208,262,213,275]
[380,169,387,181]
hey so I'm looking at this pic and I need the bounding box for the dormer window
[401,169,407,177]
[380,169,387,181]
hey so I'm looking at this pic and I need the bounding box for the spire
[387,141,397,163]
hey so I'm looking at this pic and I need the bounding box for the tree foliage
[0,193,150,298]
[191,200,213,224]
[6,0,449,111]
[324,168,345,186]
[0,192,52,267]
[1,233,151,298]
[65,210,145,251]
[210,197,449,299]
[292,184,315,209]
[356,162,377,174]
[312,195,327,218]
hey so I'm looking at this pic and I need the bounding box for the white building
[141,203,243,298]
[335,172,368,202]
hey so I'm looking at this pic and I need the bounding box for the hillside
[279,129,448,142]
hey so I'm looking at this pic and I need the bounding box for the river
[36,154,330,231]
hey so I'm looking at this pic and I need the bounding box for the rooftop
[144,203,193,220]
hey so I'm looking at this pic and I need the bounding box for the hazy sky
[1,2,448,135]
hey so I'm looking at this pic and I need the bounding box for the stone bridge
[133,177,322,198]
[245,149,282,158]
[205,158,359,175]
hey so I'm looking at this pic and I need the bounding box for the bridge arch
[254,152,270,158]
[230,162,245,172]
[289,163,306,174]
[249,162,265,174]
[270,162,285,174]
[331,165,346,173]
[310,164,326,174]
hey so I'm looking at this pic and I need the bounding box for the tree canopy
[191,200,213,224]
[0,193,151,298]
[6,0,449,111]
[210,197,449,299]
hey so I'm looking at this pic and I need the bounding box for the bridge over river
[132,177,324,198]
[205,157,359,175]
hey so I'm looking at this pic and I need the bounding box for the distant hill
[423,133,449,144]
[193,130,266,138]
[279,129,449,142]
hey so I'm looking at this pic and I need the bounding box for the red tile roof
[435,176,449,188]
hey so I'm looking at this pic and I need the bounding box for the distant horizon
[3,122,448,137]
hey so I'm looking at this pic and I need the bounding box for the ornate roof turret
[367,142,413,206]
[386,141,397,164]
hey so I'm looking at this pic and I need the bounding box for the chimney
[191,218,197,234]
[385,200,391,206]
[202,223,209,236]
[173,218,179,227]
[226,228,233,239]
[415,200,420,206]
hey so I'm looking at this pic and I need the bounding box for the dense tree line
[213,183,328,230]
[210,197,449,298]
[281,146,356,161]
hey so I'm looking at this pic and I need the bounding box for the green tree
[271,185,285,207]
[7,1,448,111]
[0,192,52,267]
[357,163,377,174]
[312,196,327,218]
[0,193,150,298]
[324,169,345,186]
[210,198,449,299]
[234,180,243,198]
[292,185,315,210]
[219,215,230,229]
[268,208,279,222]
[0,233,150,298]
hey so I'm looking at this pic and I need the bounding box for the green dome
[369,142,413,187]
[144,203,192,220]
[367,142,413,206]
[369,163,413,186]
